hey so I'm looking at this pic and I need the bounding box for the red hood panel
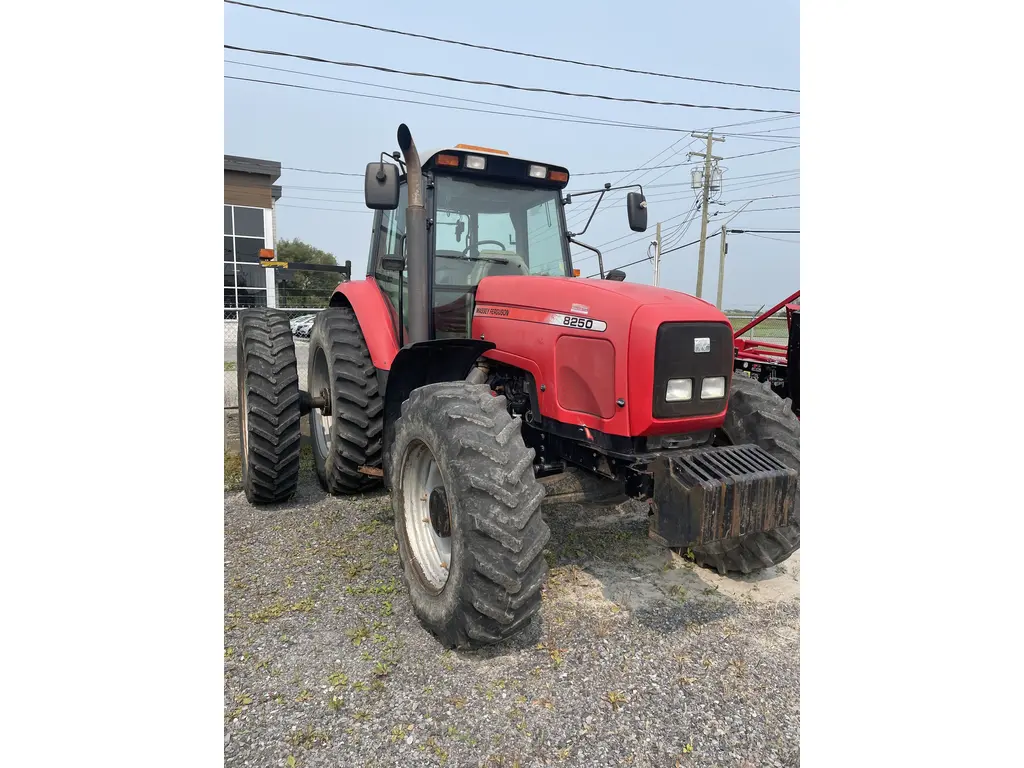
[474,275,728,324]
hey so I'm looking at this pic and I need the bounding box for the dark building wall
[225,170,274,208]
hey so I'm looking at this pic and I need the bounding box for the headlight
[665,378,693,402]
[700,376,726,399]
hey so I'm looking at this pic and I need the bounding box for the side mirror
[626,192,648,233]
[365,162,399,210]
[605,269,626,282]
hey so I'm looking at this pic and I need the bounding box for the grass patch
[224,451,243,492]
[549,528,648,564]
[224,361,237,371]
[288,725,330,749]
[299,442,315,474]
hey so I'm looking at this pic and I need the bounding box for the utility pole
[653,221,662,286]
[714,201,751,310]
[688,131,724,298]
[715,225,727,309]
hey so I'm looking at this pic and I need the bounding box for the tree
[274,238,342,308]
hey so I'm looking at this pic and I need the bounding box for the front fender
[381,338,496,483]
[330,278,401,371]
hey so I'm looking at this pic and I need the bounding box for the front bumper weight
[649,444,798,548]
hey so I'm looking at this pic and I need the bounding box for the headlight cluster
[665,376,727,402]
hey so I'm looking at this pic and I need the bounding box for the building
[224,155,281,316]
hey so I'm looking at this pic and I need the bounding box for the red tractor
[236,124,800,649]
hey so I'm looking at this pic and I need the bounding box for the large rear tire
[391,382,550,649]
[307,307,384,494]
[236,309,302,504]
[691,375,800,574]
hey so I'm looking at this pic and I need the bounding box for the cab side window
[374,184,409,331]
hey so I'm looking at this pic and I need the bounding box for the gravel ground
[224,453,800,768]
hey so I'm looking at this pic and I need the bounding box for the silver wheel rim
[310,347,331,458]
[402,440,452,592]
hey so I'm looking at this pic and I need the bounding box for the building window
[224,204,271,314]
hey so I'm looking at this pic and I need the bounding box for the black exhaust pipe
[397,123,429,345]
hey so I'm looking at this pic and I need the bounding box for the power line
[661,231,722,257]
[717,133,801,144]
[226,75,704,135]
[277,203,372,213]
[226,59,708,134]
[271,169,797,193]
[224,1,799,94]
[578,208,696,259]
[723,146,800,160]
[569,137,704,225]
[282,166,361,177]
[709,205,800,216]
[660,207,702,249]
[275,155,798,187]
[717,193,799,203]
[566,168,800,195]
[745,233,800,243]
[721,125,801,136]
[224,45,800,115]
[727,229,801,234]
[585,233,720,278]
[719,175,801,193]
[571,159,799,181]
[566,138,698,226]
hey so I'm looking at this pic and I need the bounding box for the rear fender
[329,278,401,371]
[381,338,496,483]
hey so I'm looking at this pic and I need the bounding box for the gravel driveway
[224,455,800,767]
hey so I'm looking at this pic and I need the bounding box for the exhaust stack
[397,123,430,345]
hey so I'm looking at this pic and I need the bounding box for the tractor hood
[474,275,728,325]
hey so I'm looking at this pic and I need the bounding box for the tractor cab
[366,143,576,340]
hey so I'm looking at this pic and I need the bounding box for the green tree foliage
[274,238,342,308]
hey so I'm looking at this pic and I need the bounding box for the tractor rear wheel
[390,382,550,649]
[690,374,800,575]
[236,309,302,504]
[307,307,384,494]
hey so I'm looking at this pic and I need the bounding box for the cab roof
[421,144,567,173]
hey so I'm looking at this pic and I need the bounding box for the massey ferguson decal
[474,304,607,332]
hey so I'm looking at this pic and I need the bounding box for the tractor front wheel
[690,374,800,574]
[390,382,550,649]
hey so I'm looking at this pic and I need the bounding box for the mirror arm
[563,183,646,238]
[377,152,401,181]
[567,236,605,279]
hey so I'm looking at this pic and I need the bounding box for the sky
[224,0,799,312]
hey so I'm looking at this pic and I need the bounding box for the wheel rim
[402,440,452,593]
[310,346,331,458]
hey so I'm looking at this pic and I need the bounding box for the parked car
[289,314,315,337]
[292,315,315,339]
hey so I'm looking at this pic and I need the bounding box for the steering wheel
[475,240,508,251]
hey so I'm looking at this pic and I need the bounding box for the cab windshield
[431,175,569,337]
[434,175,569,279]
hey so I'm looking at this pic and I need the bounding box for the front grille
[652,322,734,418]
